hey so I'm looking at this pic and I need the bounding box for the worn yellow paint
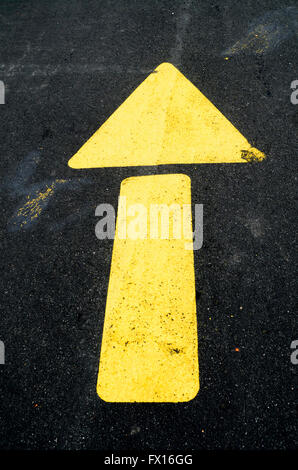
[97,174,199,402]
[17,186,54,222]
[15,179,67,227]
[68,62,265,169]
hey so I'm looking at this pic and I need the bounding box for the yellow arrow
[68,63,265,403]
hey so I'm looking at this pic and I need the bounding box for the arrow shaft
[97,174,199,402]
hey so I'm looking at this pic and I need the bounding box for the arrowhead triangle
[68,63,265,168]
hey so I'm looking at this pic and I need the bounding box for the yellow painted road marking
[68,62,265,169]
[68,62,266,403]
[97,174,199,402]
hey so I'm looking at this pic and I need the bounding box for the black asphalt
[0,0,297,453]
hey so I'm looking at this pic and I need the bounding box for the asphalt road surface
[0,0,297,453]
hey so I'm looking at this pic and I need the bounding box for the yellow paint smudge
[16,179,67,226]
